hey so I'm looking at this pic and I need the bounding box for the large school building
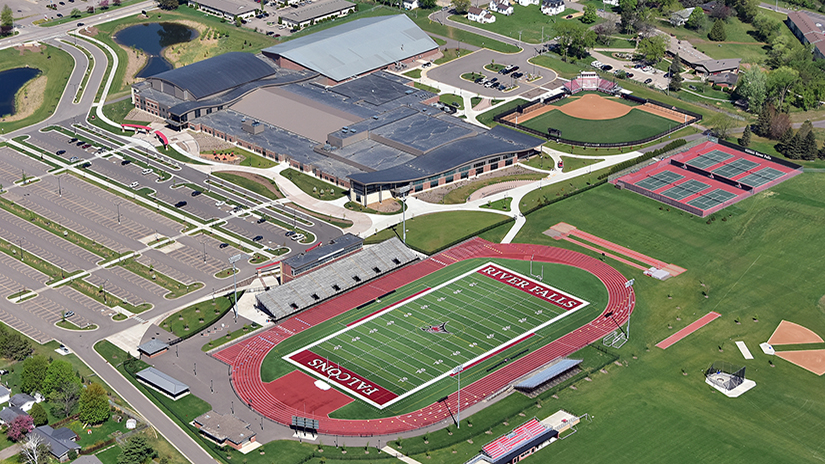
[130,15,543,205]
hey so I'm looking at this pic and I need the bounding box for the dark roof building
[0,407,29,425]
[137,339,169,358]
[708,71,739,87]
[786,10,825,60]
[9,393,36,411]
[32,425,80,462]
[193,411,257,451]
[263,15,439,84]
[281,233,363,282]
[694,58,741,75]
[135,367,190,400]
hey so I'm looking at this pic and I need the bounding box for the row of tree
[1,5,13,37]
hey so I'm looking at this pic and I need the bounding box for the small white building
[541,0,564,15]
[403,0,419,9]
[468,6,496,23]
[489,0,513,15]
[9,393,37,412]
[671,7,695,26]
[517,0,539,5]
[603,0,619,5]
[0,386,9,406]
[188,0,258,21]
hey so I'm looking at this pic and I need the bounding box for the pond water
[0,67,42,117]
[114,22,196,78]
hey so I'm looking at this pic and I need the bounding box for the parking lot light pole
[229,253,246,322]
[116,202,121,224]
[58,175,62,197]
[18,239,23,262]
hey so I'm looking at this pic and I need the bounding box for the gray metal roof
[137,339,169,355]
[279,0,355,24]
[0,407,27,424]
[194,411,255,444]
[349,125,544,185]
[193,0,258,15]
[283,233,363,270]
[148,52,278,99]
[33,426,80,458]
[263,15,438,82]
[9,393,34,408]
[0,385,9,396]
[515,359,583,389]
[695,58,741,73]
[136,367,189,396]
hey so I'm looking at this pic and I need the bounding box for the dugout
[513,359,583,397]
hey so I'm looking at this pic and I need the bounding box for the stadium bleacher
[482,418,555,462]
[255,237,418,320]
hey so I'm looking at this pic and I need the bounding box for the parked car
[219,243,229,248]
[121,159,131,165]
[601,65,613,71]
[644,78,653,84]
[129,181,139,189]
[285,230,296,237]
[64,311,75,318]
[56,149,66,155]
[68,138,77,143]
[257,217,266,223]
[81,144,91,149]
[174,200,187,208]
[253,235,263,242]
[76,141,85,146]
[69,156,79,162]
[215,200,226,207]
[142,168,152,175]
[191,190,202,197]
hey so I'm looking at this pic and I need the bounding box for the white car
[291,234,304,241]
[215,200,226,207]
[129,181,139,189]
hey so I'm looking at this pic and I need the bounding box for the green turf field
[521,107,675,144]
[261,257,608,418]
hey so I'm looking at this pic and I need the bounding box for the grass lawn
[0,45,74,133]
[406,10,520,53]
[414,81,440,94]
[521,108,675,144]
[88,6,278,98]
[100,98,150,126]
[476,98,528,127]
[462,72,486,82]
[160,294,237,338]
[559,155,603,172]
[344,200,403,215]
[479,197,512,211]
[529,52,592,79]
[495,172,825,464]
[280,168,347,200]
[364,211,510,254]
[519,167,608,212]
[441,172,546,204]
[56,319,98,331]
[212,172,283,201]
[471,96,483,107]
[202,322,261,352]
[434,48,472,65]
[439,93,464,110]
[449,6,590,44]
[403,68,422,78]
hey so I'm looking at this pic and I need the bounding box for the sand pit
[556,94,633,120]
[768,320,824,345]
[776,350,825,375]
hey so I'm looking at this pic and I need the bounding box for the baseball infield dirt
[768,320,824,345]
[776,350,825,375]
[639,103,689,123]
[556,94,632,120]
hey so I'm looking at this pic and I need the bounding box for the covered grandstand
[255,237,418,320]
[262,15,439,84]
[563,71,620,94]
[514,358,583,397]
[465,418,558,464]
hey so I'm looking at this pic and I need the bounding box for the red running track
[215,238,635,436]
[656,311,721,350]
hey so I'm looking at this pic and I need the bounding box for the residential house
[603,0,619,5]
[708,72,739,88]
[517,0,538,5]
[786,10,825,60]
[402,0,418,9]
[489,0,513,15]
[541,0,564,16]
[467,6,496,23]
[72,456,104,464]
[9,393,37,412]
[0,385,10,405]
[671,7,694,26]
[31,425,80,462]
[0,407,29,425]
[700,0,720,15]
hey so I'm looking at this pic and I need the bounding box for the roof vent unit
[405,89,414,94]
[242,119,264,135]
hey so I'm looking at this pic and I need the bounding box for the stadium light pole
[454,364,464,428]
[393,186,411,245]
[603,311,626,337]
[229,253,247,322]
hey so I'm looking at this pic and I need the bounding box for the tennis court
[613,141,802,217]
[686,149,733,169]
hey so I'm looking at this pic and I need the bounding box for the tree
[769,111,791,140]
[6,415,34,441]
[117,436,156,464]
[776,127,795,155]
[70,8,81,17]
[28,403,47,427]
[619,0,639,33]
[752,13,781,41]
[736,67,767,113]
[20,431,49,464]
[755,104,773,137]
[801,130,818,160]
[668,53,683,91]
[43,360,78,397]
[0,326,32,361]
[734,0,758,23]
[739,124,751,147]
[581,4,598,23]
[637,35,667,63]
[554,21,596,61]
[819,143,825,160]
[157,0,179,10]
[51,380,81,418]
[86,5,94,13]
[451,0,470,14]
[21,355,49,395]
[768,66,799,109]
[1,5,12,37]
[79,382,109,424]
[113,0,121,5]
[99,0,109,8]
[594,22,617,46]
[420,0,436,7]
[708,113,735,139]
[685,6,704,29]
[708,19,726,41]
[709,4,732,21]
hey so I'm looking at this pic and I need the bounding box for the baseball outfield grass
[521,108,675,144]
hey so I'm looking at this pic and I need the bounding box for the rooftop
[787,10,825,56]
[148,52,278,100]
[33,425,79,458]
[137,339,169,356]
[263,15,438,82]
[514,358,583,389]
[282,233,363,270]
[482,419,556,463]
[135,367,189,396]
[279,0,355,24]
[194,411,255,445]
[695,58,741,73]
[192,0,258,14]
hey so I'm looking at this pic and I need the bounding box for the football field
[284,262,593,408]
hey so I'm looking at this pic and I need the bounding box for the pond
[0,67,42,117]
[114,22,196,78]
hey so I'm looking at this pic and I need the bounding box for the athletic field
[521,108,674,144]
[283,262,592,408]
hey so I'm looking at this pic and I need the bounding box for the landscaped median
[280,168,346,200]
[160,293,242,339]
